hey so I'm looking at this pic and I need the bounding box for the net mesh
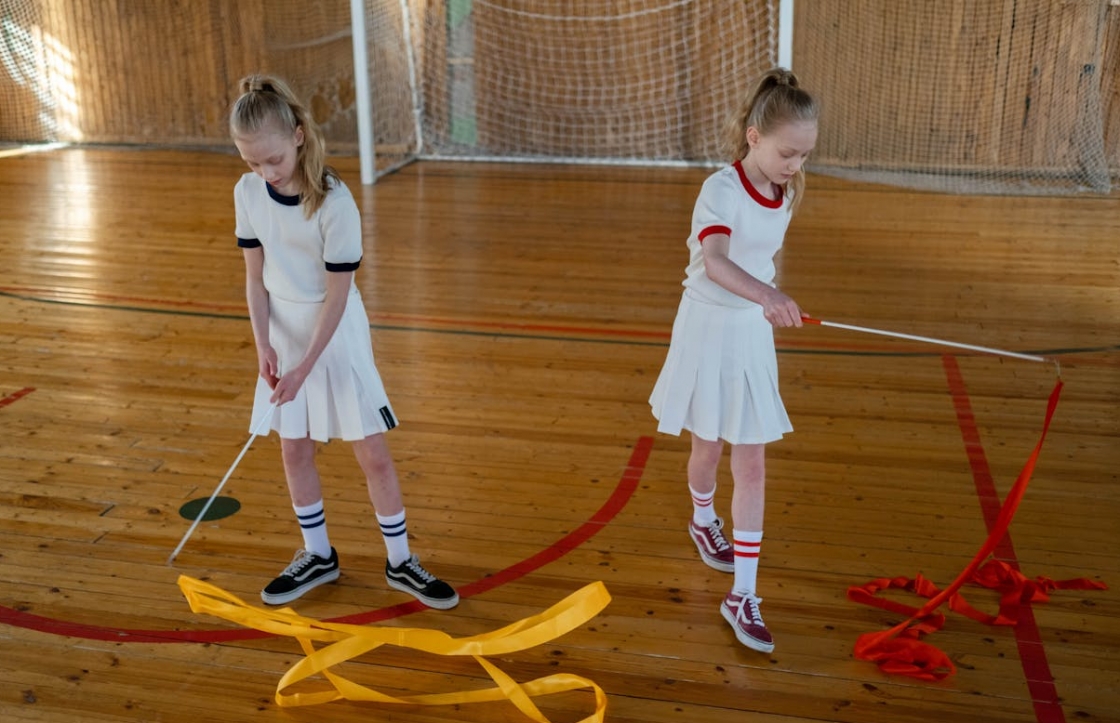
[0,0,361,150]
[366,0,779,168]
[1,1,1115,194]
[796,1,1117,195]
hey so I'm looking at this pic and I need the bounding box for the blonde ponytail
[724,68,819,212]
[230,74,339,218]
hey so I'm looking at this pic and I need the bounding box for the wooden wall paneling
[795,0,1116,178]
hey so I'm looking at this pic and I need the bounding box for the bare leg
[261,436,339,607]
[686,433,736,571]
[688,433,724,496]
[729,443,766,530]
[280,436,322,506]
[352,432,404,516]
[721,442,773,651]
[352,432,458,608]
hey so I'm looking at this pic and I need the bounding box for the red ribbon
[847,379,1108,680]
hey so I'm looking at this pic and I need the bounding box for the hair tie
[246,78,272,94]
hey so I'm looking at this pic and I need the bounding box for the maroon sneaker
[688,517,734,572]
[721,590,774,653]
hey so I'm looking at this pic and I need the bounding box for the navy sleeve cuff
[325,258,361,272]
[237,237,262,248]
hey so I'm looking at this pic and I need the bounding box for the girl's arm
[243,247,279,387]
[701,233,803,327]
[268,269,352,404]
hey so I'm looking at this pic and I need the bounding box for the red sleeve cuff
[698,225,731,243]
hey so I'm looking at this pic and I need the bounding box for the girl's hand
[761,288,804,328]
[270,364,310,405]
[258,347,280,389]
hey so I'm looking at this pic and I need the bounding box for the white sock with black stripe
[294,500,331,558]
[377,509,411,567]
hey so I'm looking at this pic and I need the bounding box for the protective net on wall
[0,0,778,172]
[796,0,1117,195]
[0,0,360,150]
[3,1,1115,195]
[1,0,59,143]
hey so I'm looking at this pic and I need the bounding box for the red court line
[942,355,1065,723]
[0,436,654,643]
[0,285,243,313]
[0,387,35,408]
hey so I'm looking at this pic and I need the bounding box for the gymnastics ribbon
[846,379,1107,680]
[178,575,610,721]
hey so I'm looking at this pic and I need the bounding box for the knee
[281,438,316,470]
[690,440,723,470]
[355,436,396,481]
[730,445,766,484]
[365,451,395,481]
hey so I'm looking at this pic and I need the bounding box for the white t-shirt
[234,173,363,303]
[681,160,792,308]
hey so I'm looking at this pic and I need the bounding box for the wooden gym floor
[0,147,1117,723]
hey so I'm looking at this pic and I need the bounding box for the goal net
[1,1,1114,194]
[361,0,780,172]
[361,0,1115,193]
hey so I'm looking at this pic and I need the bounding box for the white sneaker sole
[386,576,460,610]
[697,549,735,573]
[260,568,340,605]
[690,530,734,572]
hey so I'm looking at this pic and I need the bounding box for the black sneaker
[385,554,459,609]
[261,548,340,605]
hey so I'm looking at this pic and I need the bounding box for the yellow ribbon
[178,575,610,722]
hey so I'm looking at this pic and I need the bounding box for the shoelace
[403,556,436,583]
[282,549,319,576]
[736,593,766,626]
[707,521,732,553]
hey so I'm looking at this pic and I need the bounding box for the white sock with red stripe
[689,483,718,526]
[732,529,763,593]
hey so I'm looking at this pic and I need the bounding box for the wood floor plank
[0,149,1117,723]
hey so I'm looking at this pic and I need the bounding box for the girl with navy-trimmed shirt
[230,74,457,610]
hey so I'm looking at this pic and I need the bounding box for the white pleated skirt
[649,291,792,445]
[248,288,397,442]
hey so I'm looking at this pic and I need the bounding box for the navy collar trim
[266,182,301,207]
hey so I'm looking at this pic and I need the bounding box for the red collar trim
[733,160,783,209]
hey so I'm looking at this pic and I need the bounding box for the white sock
[732,529,763,594]
[294,500,331,558]
[377,509,411,567]
[689,483,718,526]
